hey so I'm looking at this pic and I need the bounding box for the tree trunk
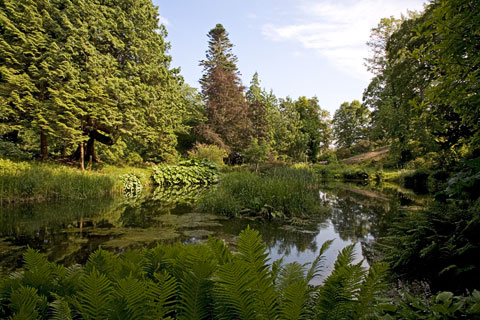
[40,130,48,161]
[86,137,100,163]
[80,142,85,171]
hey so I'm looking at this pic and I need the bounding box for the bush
[197,167,328,218]
[151,159,219,186]
[188,143,227,167]
[342,168,369,180]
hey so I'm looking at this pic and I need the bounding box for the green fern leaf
[147,271,178,318]
[236,227,280,319]
[316,245,366,320]
[213,261,257,320]
[76,268,113,319]
[49,294,73,320]
[9,286,42,320]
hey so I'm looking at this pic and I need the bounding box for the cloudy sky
[153,0,426,115]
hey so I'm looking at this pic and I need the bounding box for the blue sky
[153,0,426,115]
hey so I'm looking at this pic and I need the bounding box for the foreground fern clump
[0,228,384,319]
[1,228,478,319]
[197,167,327,218]
[152,159,219,186]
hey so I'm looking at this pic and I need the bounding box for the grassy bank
[0,159,152,203]
[197,167,329,218]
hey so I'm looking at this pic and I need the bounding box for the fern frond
[316,245,366,320]
[76,268,113,319]
[355,262,388,318]
[84,248,118,279]
[177,251,217,320]
[111,276,149,320]
[236,227,279,319]
[9,285,41,320]
[49,294,72,320]
[213,261,257,320]
[277,262,305,292]
[22,248,55,296]
[117,249,148,279]
[279,280,309,320]
[306,239,333,283]
[206,237,232,265]
[148,271,178,318]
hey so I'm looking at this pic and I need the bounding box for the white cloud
[262,0,425,80]
[159,15,170,26]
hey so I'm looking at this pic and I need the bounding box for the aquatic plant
[197,167,328,218]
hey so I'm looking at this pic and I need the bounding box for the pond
[0,181,428,281]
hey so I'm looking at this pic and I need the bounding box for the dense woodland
[1,0,480,318]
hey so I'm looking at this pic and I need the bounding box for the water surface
[0,181,426,277]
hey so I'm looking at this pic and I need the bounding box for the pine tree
[199,24,251,153]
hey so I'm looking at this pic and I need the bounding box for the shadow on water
[0,181,428,275]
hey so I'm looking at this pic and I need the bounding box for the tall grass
[197,167,328,218]
[0,159,117,203]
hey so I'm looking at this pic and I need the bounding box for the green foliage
[188,143,227,167]
[378,290,480,319]
[0,228,391,319]
[380,199,480,293]
[332,100,370,149]
[151,159,219,186]
[121,174,143,197]
[197,167,328,218]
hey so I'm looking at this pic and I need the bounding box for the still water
[0,181,426,277]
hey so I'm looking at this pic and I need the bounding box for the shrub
[342,168,369,180]
[121,173,143,197]
[151,159,219,186]
[188,143,228,167]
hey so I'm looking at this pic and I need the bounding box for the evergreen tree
[0,0,84,160]
[199,24,251,153]
[246,72,268,143]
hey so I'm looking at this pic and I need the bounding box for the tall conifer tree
[199,24,251,153]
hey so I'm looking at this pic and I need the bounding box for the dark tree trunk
[71,130,113,163]
[86,137,100,163]
[40,130,48,161]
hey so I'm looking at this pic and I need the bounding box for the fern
[306,239,333,283]
[8,285,44,320]
[76,268,113,319]
[148,271,177,318]
[111,276,150,320]
[279,280,309,320]
[176,249,217,320]
[236,227,279,319]
[49,294,72,320]
[22,248,56,296]
[316,245,366,320]
[213,261,257,319]
[84,248,119,280]
[206,237,233,265]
